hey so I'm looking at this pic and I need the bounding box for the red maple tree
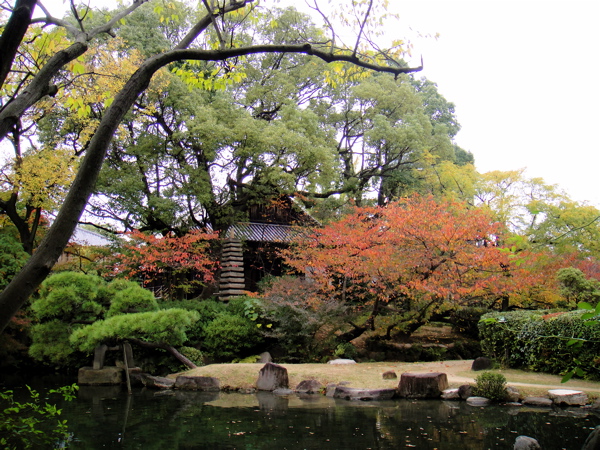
[108,229,219,298]
[281,195,544,339]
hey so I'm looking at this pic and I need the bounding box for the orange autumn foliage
[283,195,559,312]
[110,229,219,286]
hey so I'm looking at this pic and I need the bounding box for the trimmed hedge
[478,310,600,380]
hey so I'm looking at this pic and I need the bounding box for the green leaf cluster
[0,233,29,291]
[70,308,200,352]
[0,384,78,449]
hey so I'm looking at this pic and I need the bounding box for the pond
[4,377,599,450]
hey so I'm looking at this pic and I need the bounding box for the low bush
[472,372,507,402]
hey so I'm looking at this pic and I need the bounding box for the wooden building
[217,196,318,300]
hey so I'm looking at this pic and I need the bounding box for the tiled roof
[226,222,307,243]
[70,227,112,247]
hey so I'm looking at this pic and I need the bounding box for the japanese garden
[1,0,599,448]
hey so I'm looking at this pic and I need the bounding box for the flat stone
[333,386,396,401]
[78,366,123,385]
[522,397,553,407]
[174,376,220,391]
[441,388,461,400]
[327,359,356,365]
[548,389,588,406]
[466,396,491,406]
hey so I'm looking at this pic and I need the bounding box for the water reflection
[5,381,599,449]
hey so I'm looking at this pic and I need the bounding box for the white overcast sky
[35,0,600,206]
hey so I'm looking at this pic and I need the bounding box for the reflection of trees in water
[55,389,600,449]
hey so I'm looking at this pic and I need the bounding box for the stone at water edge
[458,384,473,399]
[256,362,289,391]
[441,388,460,400]
[325,381,350,397]
[78,366,123,385]
[295,379,324,394]
[547,389,588,406]
[466,396,490,406]
[174,376,220,391]
[333,386,396,401]
[522,397,553,407]
[397,372,449,398]
[513,435,541,450]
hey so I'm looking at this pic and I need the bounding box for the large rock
[547,389,588,406]
[514,435,541,449]
[397,372,448,398]
[78,366,123,385]
[333,386,396,401]
[582,425,600,450]
[295,379,323,394]
[140,374,176,389]
[174,376,220,391]
[256,362,289,391]
[471,356,493,371]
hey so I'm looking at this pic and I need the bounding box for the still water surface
[6,380,600,449]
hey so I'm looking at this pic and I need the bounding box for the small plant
[0,384,78,449]
[472,371,507,401]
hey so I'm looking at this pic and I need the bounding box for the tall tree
[0,0,422,333]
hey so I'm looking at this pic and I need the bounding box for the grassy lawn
[172,359,600,398]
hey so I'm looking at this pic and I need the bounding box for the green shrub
[472,372,507,401]
[201,313,264,361]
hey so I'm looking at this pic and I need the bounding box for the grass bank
[173,359,600,398]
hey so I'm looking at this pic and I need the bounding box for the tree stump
[397,372,448,398]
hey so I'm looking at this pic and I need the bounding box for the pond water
[4,379,600,449]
